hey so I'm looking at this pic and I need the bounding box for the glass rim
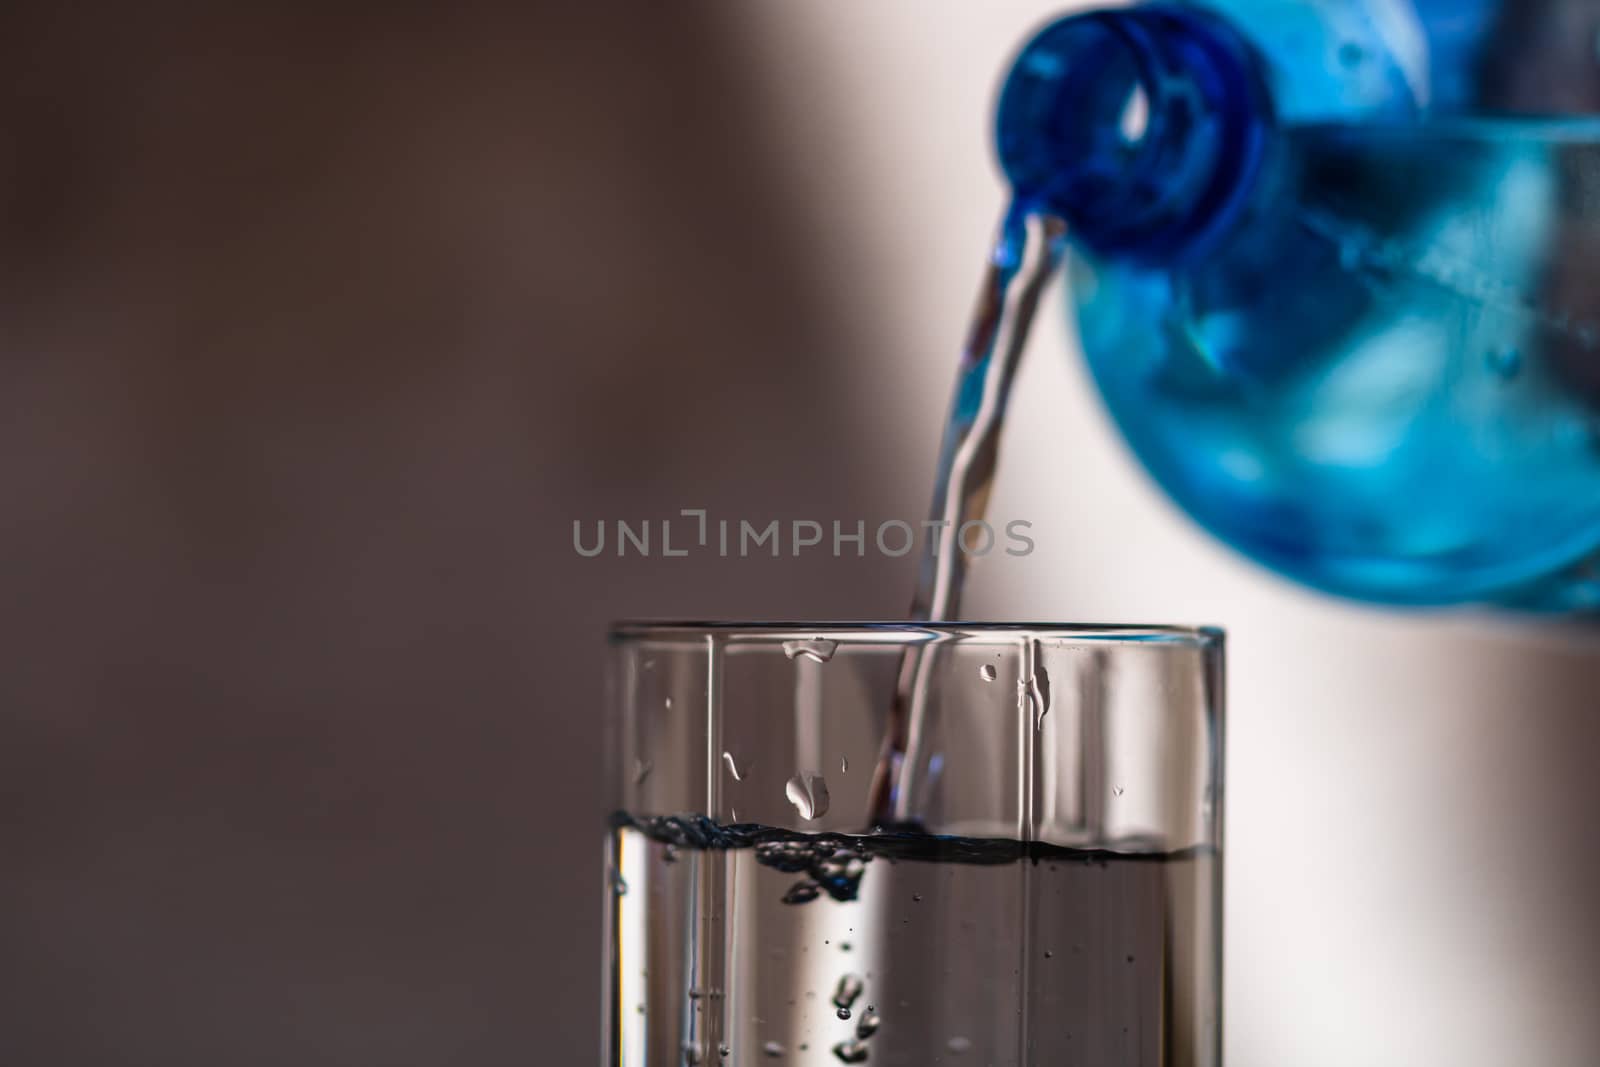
[610,620,1223,648]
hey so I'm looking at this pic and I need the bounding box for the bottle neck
[995,3,1272,263]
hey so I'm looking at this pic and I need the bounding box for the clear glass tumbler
[601,623,1224,1066]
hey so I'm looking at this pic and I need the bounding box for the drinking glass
[601,622,1224,1066]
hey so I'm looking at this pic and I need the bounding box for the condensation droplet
[762,1041,786,1058]
[718,1043,731,1058]
[832,972,864,1010]
[855,1008,881,1039]
[608,868,628,896]
[836,1006,851,1021]
[783,638,838,664]
[722,751,746,782]
[1113,785,1125,797]
[980,664,997,682]
[785,772,831,820]
[840,755,849,773]
[947,1035,972,1054]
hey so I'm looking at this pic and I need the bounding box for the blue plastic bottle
[997,0,1600,609]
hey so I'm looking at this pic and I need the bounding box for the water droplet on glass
[783,638,838,664]
[1113,785,1125,797]
[947,1035,972,1054]
[785,772,831,820]
[608,868,628,895]
[632,759,653,785]
[722,751,746,782]
[840,755,849,773]
[782,880,821,905]
[1044,950,1054,959]
[839,941,851,952]
[831,1039,869,1064]
[762,1040,786,1058]
[836,1007,851,1021]
[718,1043,731,1058]
[832,972,864,1010]
[980,664,996,682]
[1487,346,1522,380]
[855,1008,881,1038]
[912,893,922,903]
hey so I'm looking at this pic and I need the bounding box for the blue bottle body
[1002,0,1600,607]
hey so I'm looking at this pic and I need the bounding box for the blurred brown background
[2,4,1599,1066]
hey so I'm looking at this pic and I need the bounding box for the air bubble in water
[947,1035,972,1054]
[762,1041,786,1058]
[722,751,746,782]
[980,664,996,682]
[1487,346,1522,380]
[718,1043,731,1058]
[786,772,831,820]
[632,759,653,785]
[855,1008,881,1038]
[782,881,821,905]
[783,638,838,663]
[831,1039,869,1064]
[836,1007,851,1021]
[832,972,864,1010]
